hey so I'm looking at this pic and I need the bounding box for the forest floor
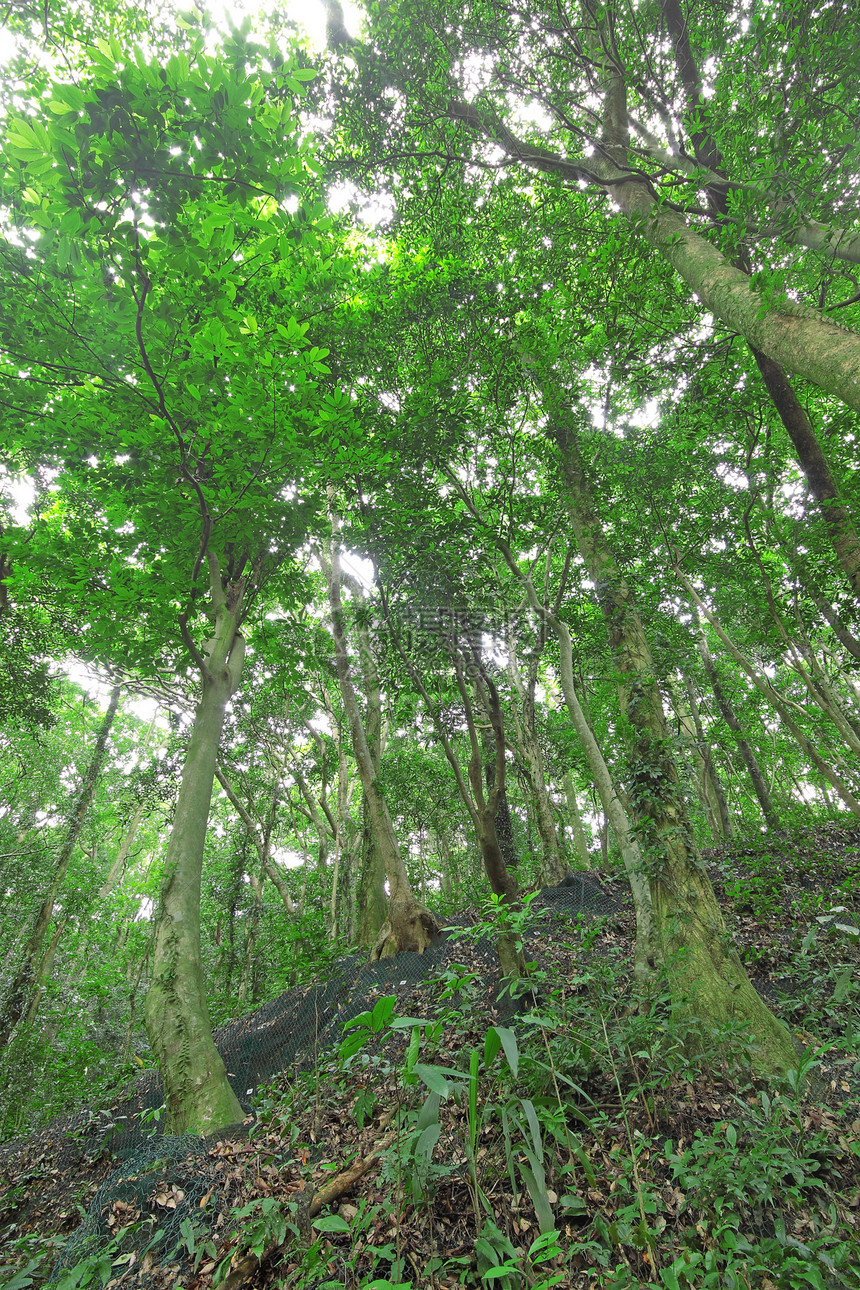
[2,822,860,1290]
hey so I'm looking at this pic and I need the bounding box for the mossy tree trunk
[555,423,796,1073]
[144,553,247,1136]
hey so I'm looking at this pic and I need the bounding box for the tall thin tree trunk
[671,676,733,840]
[22,917,67,1028]
[98,801,147,902]
[144,553,246,1135]
[696,635,781,830]
[325,515,437,959]
[237,871,264,1007]
[685,673,734,839]
[442,468,657,981]
[563,772,593,870]
[214,766,295,914]
[0,685,121,1048]
[679,572,860,817]
[355,794,389,947]
[507,637,567,884]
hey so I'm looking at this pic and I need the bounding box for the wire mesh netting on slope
[49,1135,220,1287]
[0,874,623,1173]
[20,875,624,1288]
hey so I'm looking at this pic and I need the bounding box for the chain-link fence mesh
[49,1134,219,1286]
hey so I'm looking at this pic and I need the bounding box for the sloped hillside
[2,827,859,1290]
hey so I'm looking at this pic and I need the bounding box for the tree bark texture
[554,428,796,1072]
[144,555,246,1135]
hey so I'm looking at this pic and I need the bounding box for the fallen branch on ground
[217,1119,398,1290]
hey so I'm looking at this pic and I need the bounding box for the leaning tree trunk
[658,0,860,608]
[696,634,781,830]
[554,423,796,1073]
[144,553,246,1135]
[325,524,437,959]
[0,685,121,1048]
[679,570,860,818]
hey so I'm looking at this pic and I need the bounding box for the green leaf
[414,1122,441,1166]
[1,1259,43,1290]
[416,1091,441,1131]
[370,994,396,1031]
[487,1025,519,1077]
[414,1063,464,1097]
[313,1214,351,1234]
[518,1162,556,1236]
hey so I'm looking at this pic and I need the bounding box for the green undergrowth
[2,829,860,1289]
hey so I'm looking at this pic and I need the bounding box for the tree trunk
[22,916,67,1029]
[697,635,781,830]
[325,523,437,959]
[214,765,295,914]
[507,637,567,884]
[659,0,860,606]
[0,684,121,1048]
[333,745,359,941]
[355,792,389,947]
[436,826,453,899]
[671,677,733,840]
[563,773,592,870]
[753,354,860,603]
[452,98,860,414]
[685,674,734,839]
[554,427,796,1072]
[679,571,860,818]
[441,468,658,981]
[144,553,246,1136]
[482,726,520,878]
[353,599,390,947]
[237,871,264,1007]
[98,801,147,902]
